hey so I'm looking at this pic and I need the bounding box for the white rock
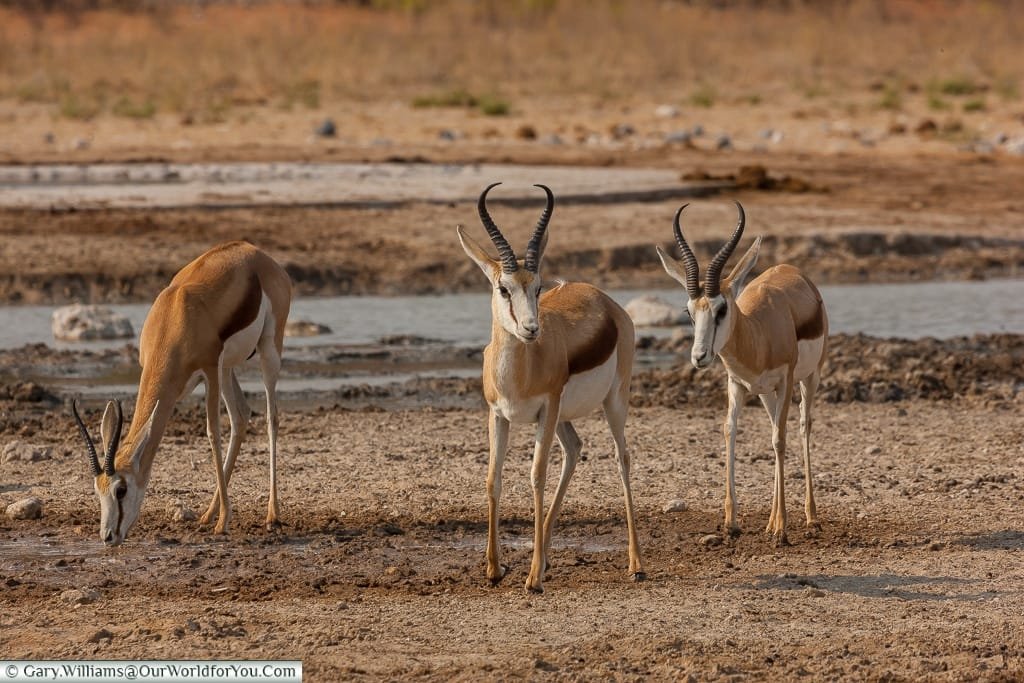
[61,588,101,605]
[662,499,687,513]
[699,533,722,548]
[665,130,692,145]
[51,304,134,342]
[624,296,685,327]
[2,441,52,463]
[6,497,43,520]
[655,104,680,119]
[1006,138,1024,155]
[172,505,197,522]
[284,318,332,337]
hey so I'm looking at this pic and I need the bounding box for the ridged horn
[705,201,746,299]
[671,204,701,299]
[524,184,554,273]
[477,182,518,273]
[72,400,102,477]
[104,400,123,476]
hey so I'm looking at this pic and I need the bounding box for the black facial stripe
[115,481,124,538]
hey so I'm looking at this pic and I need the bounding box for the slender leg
[723,378,747,537]
[485,408,510,585]
[260,338,283,529]
[200,369,249,526]
[604,388,645,580]
[542,421,581,568]
[759,389,780,536]
[764,372,794,545]
[799,371,821,531]
[525,397,560,594]
[201,367,231,534]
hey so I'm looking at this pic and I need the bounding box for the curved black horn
[104,400,123,476]
[477,182,518,274]
[672,204,701,299]
[704,201,746,299]
[524,184,554,273]
[72,400,102,477]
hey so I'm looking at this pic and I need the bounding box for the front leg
[765,371,795,546]
[485,408,510,585]
[723,378,746,537]
[526,395,560,594]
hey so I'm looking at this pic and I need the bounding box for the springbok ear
[100,400,120,456]
[457,226,499,282]
[128,401,160,471]
[655,245,693,295]
[724,236,762,300]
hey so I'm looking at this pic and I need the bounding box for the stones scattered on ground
[2,441,52,463]
[663,499,687,513]
[87,628,114,644]
[170,501,197,523]
[61,588,101,605]
[284,318,332,337]
[437,129,458,141]
[715,134,733,150]
[610,123,635,139]
[804,587,826,598]
[665,130,692,145]
[51,304,134,342]
[625,295,686,327]
[699,534,722,548]
[691,124,704,137]
[0,381,59,404]
[540,134,563,145]
[865,445,882,456]
[6,497,43,520]
[655,104,680,118]
[314,118,336,137]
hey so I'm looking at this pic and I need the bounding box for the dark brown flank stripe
[219,273,262,342]
[795,304,825,341]
[568,316,618,375]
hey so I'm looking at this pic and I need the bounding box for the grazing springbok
[655,202,828,545]
[458,182,644,593]
[72,241,292,546]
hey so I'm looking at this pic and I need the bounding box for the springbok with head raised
[72,241,292,545]
[458,182,644,593]
[656,202,828,545]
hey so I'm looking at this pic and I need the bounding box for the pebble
[172,506,197,523]
[515,124,537,140]
[51,304,134,342]
[6,497,43,520]
[87,628,114,644]
[655,104,681,118]
[699,534,722,548]
[865,445,882,456]
[61,588,101,605]
[715,134,732,150]
[314,118,336,137]
[2,441,52,463]
[540,134,563,145]
[284,318,332,337]
[691,124,704,137]
[662,499,687,513]
[610,123,636,139]
[438,129,458,141]
[804,587,826,598]
[665,130,692,145]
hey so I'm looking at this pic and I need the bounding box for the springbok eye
[115,483,127,501]
[715,304,728,321]
[498,285,511,299]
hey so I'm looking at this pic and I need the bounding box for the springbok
[655,202,828,545]
[458,182,644,593]
[72,241,292,546]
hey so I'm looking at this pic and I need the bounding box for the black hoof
[632,571,647,583]
[526,584,544,595]
[488,565,509,586]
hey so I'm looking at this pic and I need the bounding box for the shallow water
[1,279,1020,352]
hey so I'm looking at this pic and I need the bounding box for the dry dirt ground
[1,399,1023,680]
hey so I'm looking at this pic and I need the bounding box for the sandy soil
[1,398,1023,680]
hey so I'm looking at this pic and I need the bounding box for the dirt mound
[632,333,1023,407]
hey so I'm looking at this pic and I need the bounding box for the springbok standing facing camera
[656,202,828,545]
[458,182,644,593]
[72,241,292,546]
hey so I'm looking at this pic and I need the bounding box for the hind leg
[604,386,644,581]
[259,335,283,530]
[799,371,821,531]
[541,421,582,569]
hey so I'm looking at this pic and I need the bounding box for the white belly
[492,353,617,424]
[220,293,270,368]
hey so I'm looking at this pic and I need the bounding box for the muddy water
[1,279,1021,352]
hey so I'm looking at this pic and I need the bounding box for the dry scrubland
[1,2,1024,682]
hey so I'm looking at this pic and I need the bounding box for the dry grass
[0,1,1022,121]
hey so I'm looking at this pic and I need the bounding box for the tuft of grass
[689,85,715,108]
[744,93,762,106]
[283,79,321,110]
[877,85,902,111]
[58,93,102,120]
[477,94,510,116]
[934,76,982,96]
[411,89,478,108]
[994,76,1020,101]
[111,96,156,119]
[962,98,986,113]
[927,94,951,111]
